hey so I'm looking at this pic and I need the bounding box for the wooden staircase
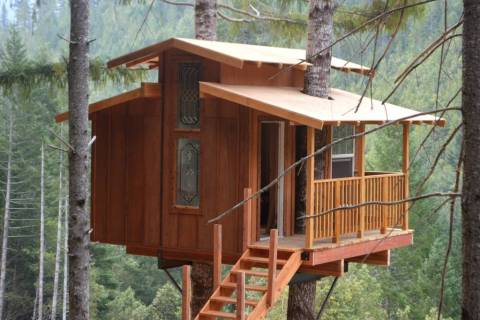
[194,234,302,320]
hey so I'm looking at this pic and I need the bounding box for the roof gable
[107,38,371,75]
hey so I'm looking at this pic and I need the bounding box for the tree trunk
[194,0,217,41]
[51,150,64,320]
[189,2,216,317]
[190,262,213,318]
[461,1,480,319]
[62,198,68,320]
[38,144,45,320]
[68,0,90,319]
[0,109,13,320]
[290,1,334,319]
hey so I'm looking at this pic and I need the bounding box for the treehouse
[55,38,445,319]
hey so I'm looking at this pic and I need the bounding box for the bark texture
[0,110,13,320]
[287,281,317,320]
[461,1,480,319]
[303,0,334,98]
[194,0,217,41]
[190,262,214,317]
[68,0,90,319]
[290,1,334,318]
[62,198,68,320]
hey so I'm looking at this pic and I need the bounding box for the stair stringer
[246,250,302,320]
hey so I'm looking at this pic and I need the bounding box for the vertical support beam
[236,271,245,320]
[267,229,278,307]
[356,124,366,238]
[182,265,191,320]
[402,123,410,230]
[333,180,341,243]
[305,127,315,249]
[213,224,222,290]
[242,188,252,252]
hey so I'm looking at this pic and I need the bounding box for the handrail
[306,172,407,245]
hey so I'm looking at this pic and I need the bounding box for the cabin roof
[199,82,446,129]
[107,38,372,75]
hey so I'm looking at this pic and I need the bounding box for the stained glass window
[176,138,200,206]
[177,63,201,128]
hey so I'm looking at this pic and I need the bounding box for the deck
[251,228,413,268]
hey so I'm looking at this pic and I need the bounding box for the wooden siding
[91,97,162,251]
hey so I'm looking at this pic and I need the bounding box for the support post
[333,181,341,243]
[356,124,366,238]
[236,271,245,320]
[305,127,315,249]
[402,123,410,230]
[213,224,222,290]
[182,265,191,320]
[381,177,388,234]
[267,229,278,306]
[242,188,252,252]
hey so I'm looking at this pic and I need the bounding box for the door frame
[259,120,285,238]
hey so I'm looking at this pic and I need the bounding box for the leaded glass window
[176,138,200,206]
[177,63,201,128]
[332,125,354,155]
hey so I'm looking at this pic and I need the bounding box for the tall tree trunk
[68,0,90,319]
[62,198,68,320]
[0,109,13,320]
[289,1,334,319]
[38,144,45,320]
[194,0,217,41]
[189,2,217,318]
[461,1,480,318]
[51,149,64,320]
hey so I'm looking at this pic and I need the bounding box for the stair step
[222,282,267,292]
[211,296,258,307]
[234,269,268,277]
[244,256,288,266]
[200,310,236,319]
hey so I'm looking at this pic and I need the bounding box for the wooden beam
[305,127,315,248]
[236,271,246,320]
[347,250,390,266]
[182,265,191,320]
[267,229,278,306]
[402,123,410,230]
[356,124,366,239]
[299,260,345,277]
[213,224,222,290]
[55,83,161,123]
[242,188,252,252]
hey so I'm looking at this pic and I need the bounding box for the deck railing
[308,172,407,244]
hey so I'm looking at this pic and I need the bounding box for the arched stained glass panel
[177,63,201,128]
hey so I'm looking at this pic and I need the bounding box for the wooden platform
[251,229,413,266]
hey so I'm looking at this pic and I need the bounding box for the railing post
[182,265,191,320]
[236,271,245,320]
[402,123,410,230]
[242,188,252,252]
[305,127,315,249]
[333,180,341,244]
[356,124,366,239]
[267,228,278,306]
[381,177,388,234]
[213,224,222,290]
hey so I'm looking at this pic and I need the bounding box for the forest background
[0,0,463,319]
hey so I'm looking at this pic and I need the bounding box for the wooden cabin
[56,38,445,319]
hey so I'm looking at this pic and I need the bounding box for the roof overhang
[107,38,372,76]
[55,82,161,123]
[199,82,446,129]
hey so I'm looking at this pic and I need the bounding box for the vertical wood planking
[305,127,315,248]
[381,177,388,234]
[213,224,222,289]
[333,180,341,243]
[182,265,191,320]
[267,228,278,306]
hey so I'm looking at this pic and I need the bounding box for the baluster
[267,229,278,306]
